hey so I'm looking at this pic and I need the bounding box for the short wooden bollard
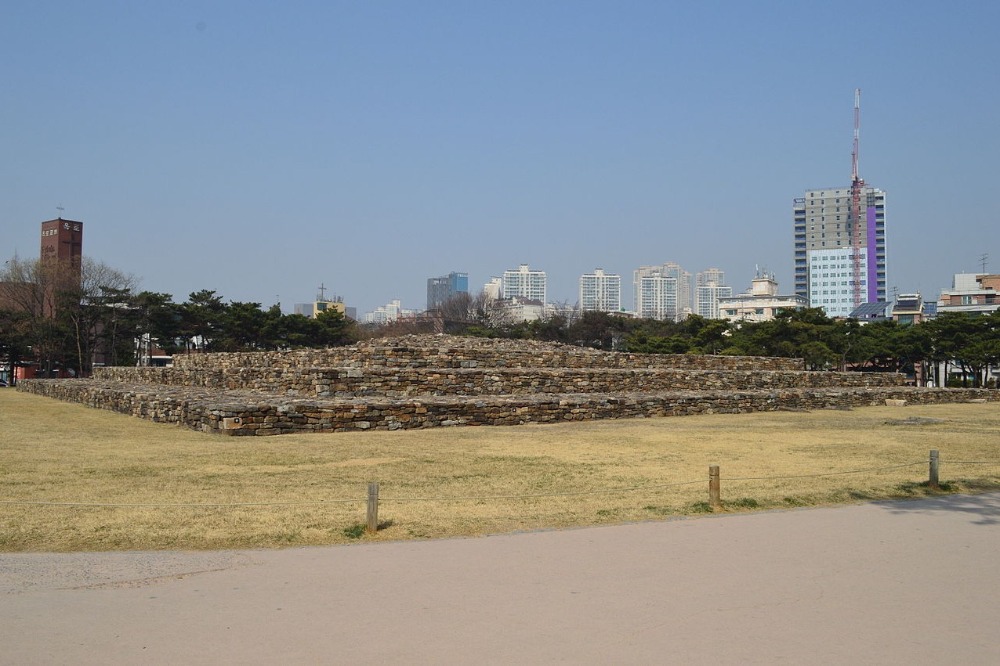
[929,450,939,490]
[366,482,379,534]
[709,465,721,510]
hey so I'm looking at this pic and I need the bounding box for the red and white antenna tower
[850,88,865,308]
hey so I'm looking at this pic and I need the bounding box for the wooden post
[929,450,939,490]
[709,465,721,510]
[366,482,379,534]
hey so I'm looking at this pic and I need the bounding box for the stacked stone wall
[18,379,998,436]
[170,335,805,372]
[18,334,996,437]
[94,365,905,398]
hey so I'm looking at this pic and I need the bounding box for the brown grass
[2,390,999,552]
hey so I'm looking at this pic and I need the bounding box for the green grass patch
[342,523,366,539]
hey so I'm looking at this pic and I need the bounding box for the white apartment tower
[694,268,733,319]
[579,268,621,312]
[502,264,547,303]
[364,299,411,324]
[633,262,691,321]
[483,277,503,300]
[793,186,887,317]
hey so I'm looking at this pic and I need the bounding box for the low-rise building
[294,283,350,319]
[719,273,806,323]
[504,297,547,322]
[937,273,1000,316]
[294,298,346,318]
[848,301,892,322]
[891,293,930,325]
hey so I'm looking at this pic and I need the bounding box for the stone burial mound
[16,334,997,436]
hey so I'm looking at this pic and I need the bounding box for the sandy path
[3,493,999,664]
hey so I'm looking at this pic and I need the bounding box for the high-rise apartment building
[663,262,692,317]
[694,268,732,319]
[633,262,691,321]
[793,186,887,317]
[502,264,546,303]
[579,268,621,312]
[426,271,469,310]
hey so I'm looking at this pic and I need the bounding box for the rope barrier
[724,461,927,482]
[0,480,708,508]
[2,459,997,509]
[0,499,361,508]
[379,479,706,503]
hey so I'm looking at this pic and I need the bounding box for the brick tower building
[40,217,84,277]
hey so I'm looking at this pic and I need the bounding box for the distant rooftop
[850,302,891,320]
[894,295,922,311]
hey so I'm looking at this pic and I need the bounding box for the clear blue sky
[2,1,997,315]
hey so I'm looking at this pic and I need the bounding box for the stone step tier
[17,335,998,436]
[92,365,907,398]
[16,380,997,436]
[170,335,806,372]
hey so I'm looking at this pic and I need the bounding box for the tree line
[404,293,1000,388]
[2,258,998,388]
[0,257,356,380]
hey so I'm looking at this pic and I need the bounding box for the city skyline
[2,3,997,314]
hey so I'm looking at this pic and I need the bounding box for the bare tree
[68,258,137,373]
[0,256,60,318]
[435,292,473,322]
[0,257,71,376]
[468,291,513,331]
[366,315,438,338]
[0,256,135,376]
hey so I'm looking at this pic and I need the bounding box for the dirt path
[3,493,999,664]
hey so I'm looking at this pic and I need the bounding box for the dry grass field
[2,389,999,552]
